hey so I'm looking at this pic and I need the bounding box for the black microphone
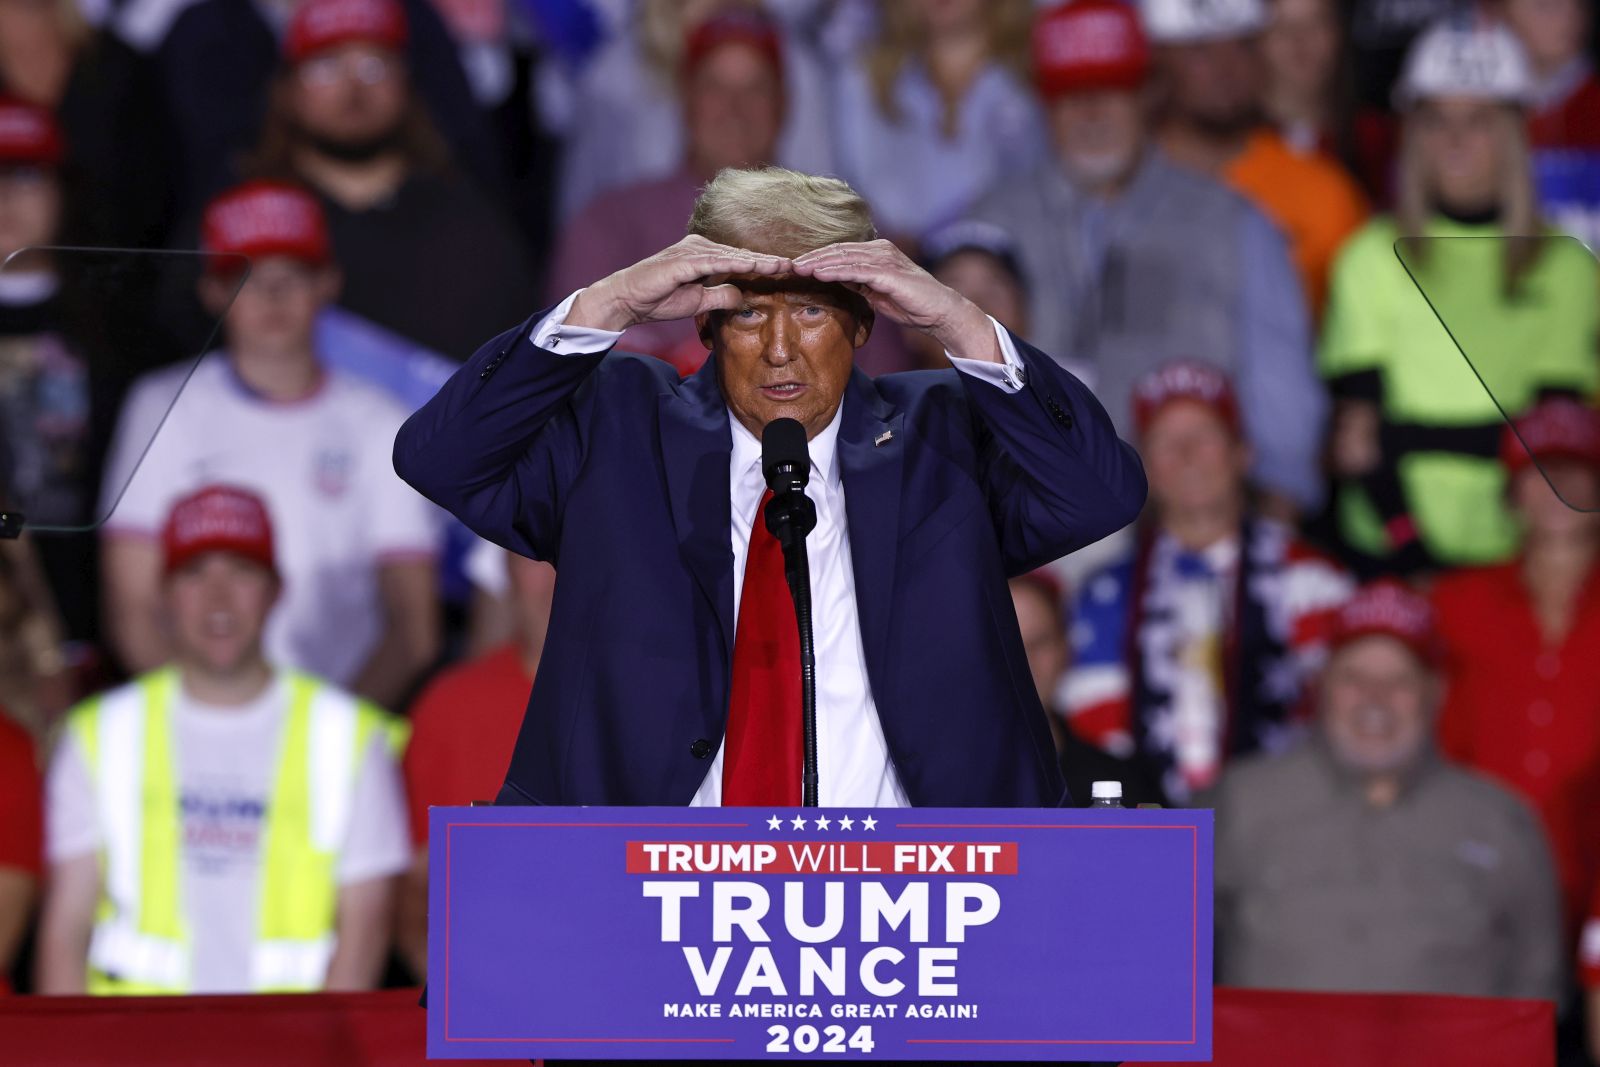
[761,417,810,494]
[759,417,820,806]
[761,418,818,547]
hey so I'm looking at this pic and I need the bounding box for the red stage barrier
[1155,987,1555,1067]
[0,989,492,1067]
[0,986,1553,1066]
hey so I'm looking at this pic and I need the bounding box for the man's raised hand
[568,236,791,332]
[791,239,1000,363]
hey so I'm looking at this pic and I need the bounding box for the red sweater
[1433,562,1600,934]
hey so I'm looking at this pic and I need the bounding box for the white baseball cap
[1393,14,1533,108]
[1141,0,1266,45]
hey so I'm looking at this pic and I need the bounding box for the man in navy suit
[394,167,1146,809]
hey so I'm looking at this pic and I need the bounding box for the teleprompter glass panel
[0,247,246,535]
[1395,235,1598,512]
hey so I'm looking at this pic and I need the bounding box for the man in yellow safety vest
[36,484,411,993]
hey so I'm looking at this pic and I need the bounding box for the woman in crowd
[0,0,172,248]
[551,0,836,220]
[1503,0,1600,250]
[1433,400,1600,944]
[1319,14,1598,578]
[1065,361,1352,805]
[908,219,1030,370]
[831,0,1044,245]
[1261,0,1395,201]
[0,96,113,649]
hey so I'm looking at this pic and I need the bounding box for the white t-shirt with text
[100,355,441,684]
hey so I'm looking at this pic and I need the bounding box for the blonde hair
[865,0,1034,137]
[687,166,877,258]
[1395,103,1544,295]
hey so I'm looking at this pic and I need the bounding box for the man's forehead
[721,274,859,305]
[1329,636,1429,677]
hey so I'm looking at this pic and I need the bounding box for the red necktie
[722,489,803,806]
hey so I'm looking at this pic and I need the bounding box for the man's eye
[735,308,759,320]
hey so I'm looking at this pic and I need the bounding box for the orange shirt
[1225,130,1369,319]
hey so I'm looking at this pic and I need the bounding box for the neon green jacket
[1319,217,1598,563]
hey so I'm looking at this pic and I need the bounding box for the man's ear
[852,309,874,349]
[694,311,717,350]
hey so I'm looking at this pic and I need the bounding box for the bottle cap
[1091,780,1122,800]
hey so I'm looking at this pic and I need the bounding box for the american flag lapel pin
[874,429,894,448]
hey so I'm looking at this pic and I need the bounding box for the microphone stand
[765,490,819,807]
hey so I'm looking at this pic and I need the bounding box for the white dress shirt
[531,291,1027,805]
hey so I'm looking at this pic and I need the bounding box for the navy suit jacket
[393,312,1146,807]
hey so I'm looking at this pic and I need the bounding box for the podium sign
[428,806,1212,1061]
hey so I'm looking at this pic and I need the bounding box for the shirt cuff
[947,317,1025,392]
[530,289,625,355]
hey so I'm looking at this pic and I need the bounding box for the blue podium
[427,806,1212,1061]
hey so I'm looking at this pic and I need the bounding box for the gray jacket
[1213,740,1562,1000]
[967,151,1327,510]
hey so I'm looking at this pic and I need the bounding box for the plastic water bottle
[1090,781,1123,808]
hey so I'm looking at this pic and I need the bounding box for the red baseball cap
[1501,398,1600,475]
[1034,0,1151,99]
[201,180,332,273]
[162,485,279,578]
[1131,359,1242,437]
[285,0,408,64]
[683,9,784,83]
[0,96,63,168]
[1328,580,1439,666]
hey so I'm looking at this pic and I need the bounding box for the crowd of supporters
[0,0,1598,1060]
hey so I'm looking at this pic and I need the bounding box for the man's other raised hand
[792,239,999,364]
[567,236,791,332]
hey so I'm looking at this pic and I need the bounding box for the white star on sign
[766,815,783,830]
[837,815,855,830]
[790,816,807,830]
[861,815,878,831]
[814,814,831,830]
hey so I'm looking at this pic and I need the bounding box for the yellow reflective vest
[66,667,405,994]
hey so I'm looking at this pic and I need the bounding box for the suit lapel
[838,370,904,691]
[659,356,735,655]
